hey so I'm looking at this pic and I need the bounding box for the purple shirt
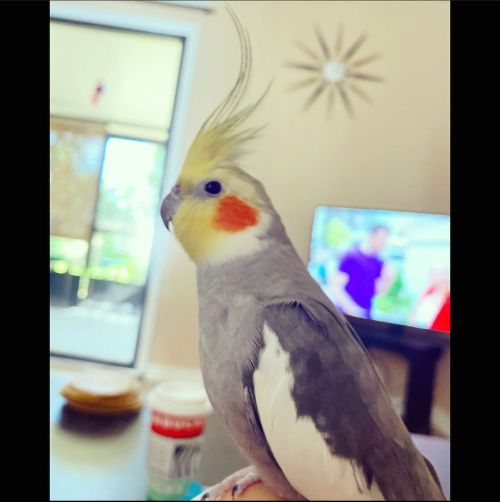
[338,248,384,314]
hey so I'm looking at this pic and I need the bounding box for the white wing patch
[253,324,385,501]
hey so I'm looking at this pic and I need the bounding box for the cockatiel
[161,7,445,501]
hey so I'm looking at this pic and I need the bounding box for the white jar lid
[149,380,212,417]
[70,369,137,396]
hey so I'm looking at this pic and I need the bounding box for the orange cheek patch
[215,195,259,232]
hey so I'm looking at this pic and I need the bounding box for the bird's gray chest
[198,291,261,433]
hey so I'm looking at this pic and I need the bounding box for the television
[308,207,450,337]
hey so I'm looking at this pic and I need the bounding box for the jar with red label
[147,380,212,501]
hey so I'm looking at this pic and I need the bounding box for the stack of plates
[60,369,142,415]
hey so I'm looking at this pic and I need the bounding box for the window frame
[50,1,200,372]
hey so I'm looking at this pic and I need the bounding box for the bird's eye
[204,180,222,195]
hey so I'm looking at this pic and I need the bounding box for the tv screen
[308,207,450,333]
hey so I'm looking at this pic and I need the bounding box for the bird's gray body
[197,219,311,500]
[196,182,445,501]
[158,6,445,497]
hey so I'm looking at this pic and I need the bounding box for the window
[50,17,187,366]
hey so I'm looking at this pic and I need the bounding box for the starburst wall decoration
[285,25,383,118]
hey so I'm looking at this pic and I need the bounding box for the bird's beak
[160,184,181,232]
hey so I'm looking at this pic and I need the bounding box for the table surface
[50,371,450,501]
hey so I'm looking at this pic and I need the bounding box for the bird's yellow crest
[180,5,269,185]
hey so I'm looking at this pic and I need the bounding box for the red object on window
[91,81,105,106]
[430,294,450,333]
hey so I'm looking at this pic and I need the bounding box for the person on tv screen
[330,225,394,319]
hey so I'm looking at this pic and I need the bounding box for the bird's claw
[199,465,261,501]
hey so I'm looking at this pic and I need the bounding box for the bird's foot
[200,465,261,501]
[230,465,262,499]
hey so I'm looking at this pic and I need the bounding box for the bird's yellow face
[160,4,272,264]
[161,167,271,264]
